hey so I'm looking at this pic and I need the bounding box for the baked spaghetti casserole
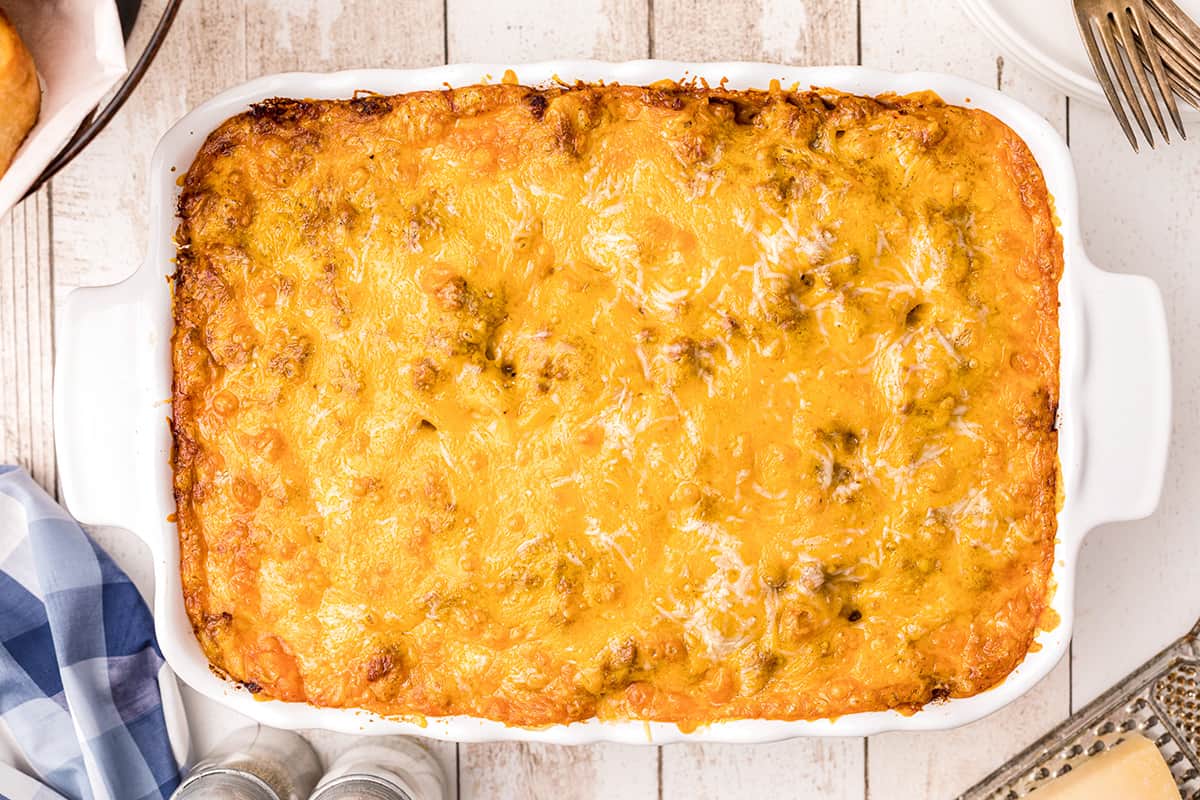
[172,82,1062,727]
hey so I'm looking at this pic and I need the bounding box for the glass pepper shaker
[309,736,446,800]
[171,726,322,800]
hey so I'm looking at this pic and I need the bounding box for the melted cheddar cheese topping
[172,84,1061,727]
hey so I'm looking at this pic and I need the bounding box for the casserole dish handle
[54,265,162,535]
[1076,261,1171,530]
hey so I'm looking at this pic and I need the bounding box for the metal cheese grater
[961,619,1200,798]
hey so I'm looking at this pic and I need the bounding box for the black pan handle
[21,0,182,200]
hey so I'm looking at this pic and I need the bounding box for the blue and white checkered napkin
[0,466,181,800]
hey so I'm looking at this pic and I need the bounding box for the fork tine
[1136,38,1200,111]
[1075,8,1142,150]
[1099,11,1157,146]
[1160,45,1200,106]
[1146,12,1200,98]
[1172,74,1200,106]
[1149,0,1200,114]
[1117,4,1173,141]
[1149,0,1200,62]
[1123,2,1180,139]
[1147,1,1200,79]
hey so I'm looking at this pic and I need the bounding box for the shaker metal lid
[309,774,414,800]
[171,768,282,800]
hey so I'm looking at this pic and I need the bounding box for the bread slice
[0,8,40,178]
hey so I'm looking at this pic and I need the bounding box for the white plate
[960,0,1200,117]
[52,61,1172,744]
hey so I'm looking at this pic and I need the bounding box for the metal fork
[1074,0,1200,150]
[1144,0,1200,106]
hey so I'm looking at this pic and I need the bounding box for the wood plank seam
[37,186,56,496]
[1,185,55,493]
[647,0,655,58]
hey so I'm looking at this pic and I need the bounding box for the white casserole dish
[53,61,1171,744]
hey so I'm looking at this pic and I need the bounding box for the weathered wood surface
[1,186,54,492]
[2,0,1197,797]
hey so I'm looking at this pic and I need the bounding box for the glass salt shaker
[309,736,446,800]
[171,725,322,800]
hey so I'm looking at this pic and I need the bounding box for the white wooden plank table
[1,0,1197,797]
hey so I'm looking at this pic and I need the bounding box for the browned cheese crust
[172,83,1061,728]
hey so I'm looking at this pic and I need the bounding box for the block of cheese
[1036,735,1178,799]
